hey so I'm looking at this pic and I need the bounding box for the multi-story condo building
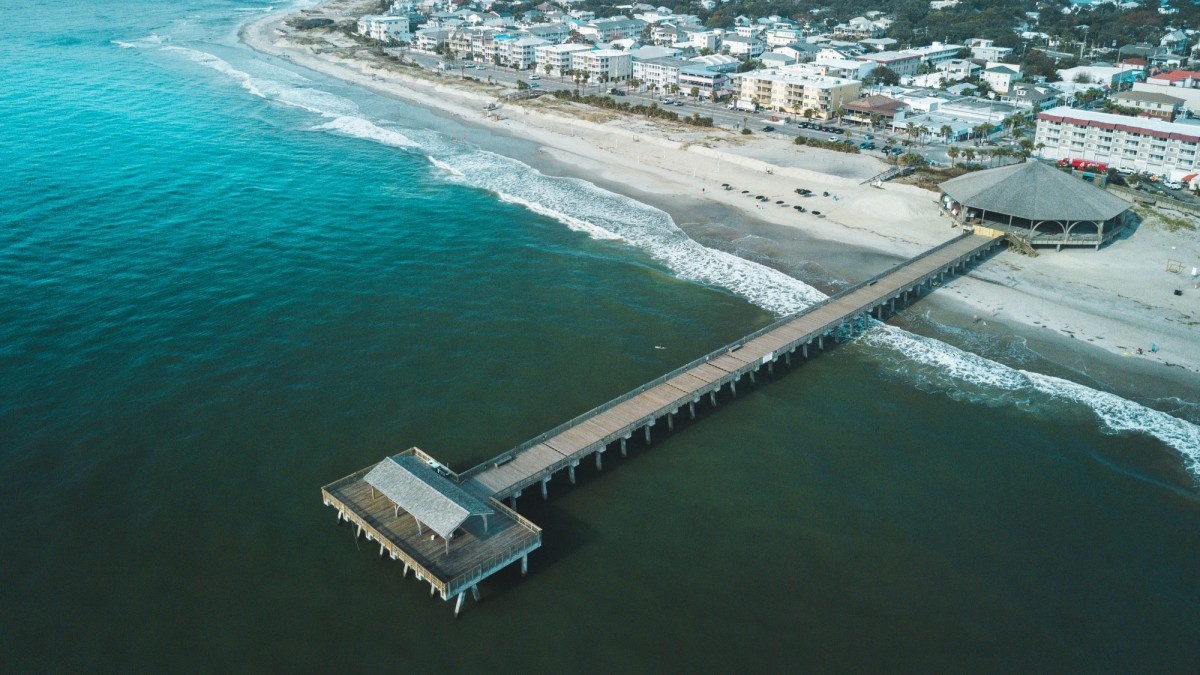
[967,38,1013,62]
[447,26,499,59]
[854,51,922,78]
[632,57,688,91]
[578,17,647,42]
[1133,69,1200,112]
[902,41,964,66]
[734,69,861,118]
[522,22,570,43]
[1035,106,1200,179]
[1110,91,1185,121]
[570,49,633,81]
[679,65,730,99]
[493,35,548,70]
[412,28,450,53]
[722,34,766,58]
[358,15,411,42]
[765,29,804,48]
[534,43,593,75]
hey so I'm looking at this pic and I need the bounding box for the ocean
[2,0,1198,671]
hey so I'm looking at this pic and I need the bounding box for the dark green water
[1,1,1197,671]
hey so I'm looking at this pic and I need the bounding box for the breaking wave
[862,326,1200,475]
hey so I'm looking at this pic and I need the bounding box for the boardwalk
[321,232,1003,614]
[461,233,1002,501]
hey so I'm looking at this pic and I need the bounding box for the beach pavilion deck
[321,448,541,614]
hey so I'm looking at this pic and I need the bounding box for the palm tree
[963,148,976,164]
[947,146,960,166]
[940,124,953,142]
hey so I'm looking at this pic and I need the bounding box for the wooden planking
[466,234,999,498]
[325,477,539,589]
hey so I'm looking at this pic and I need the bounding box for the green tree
[871,65,901,86]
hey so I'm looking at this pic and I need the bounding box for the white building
[902,41,964,66]
[570,48,633,81]
[855,51,922,78]
[632,56,688,91]
[982,64,1021,94]
[494,35,548,70]
[358,15,412,43]
[937,58,981,80]
[765,29,805,48]
[1035,106,1200,179]
[413,28,450,53]
[535,43,593,75]
[968,38,1013,62]
[1056,64,1141,87]
[578,17,646,42]
[812,57,875,80]
[722,34,765,58]
[1134,70,1200,112]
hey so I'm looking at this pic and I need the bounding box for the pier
[322,232,1004,615]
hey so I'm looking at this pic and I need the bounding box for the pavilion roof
[365,456,493,539]
[939,161,1130,222]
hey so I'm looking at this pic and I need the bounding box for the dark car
[763,125,776,132]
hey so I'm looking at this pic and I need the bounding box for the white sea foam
[421,144,827,315]
[311,116,418,148]
[161,45,265,99]
[426,156,464,177]
[495,192,622,241]
[861,326,1200,473]
[113,40,137,49]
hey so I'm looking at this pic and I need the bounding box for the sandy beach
[240,1,1200,403]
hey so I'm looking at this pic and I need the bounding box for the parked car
[763,125,776,132]
[1164,179,1184,190]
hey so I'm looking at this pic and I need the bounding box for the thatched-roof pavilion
[939,161,1131,250]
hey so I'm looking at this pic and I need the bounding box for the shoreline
[238,2,1200,409]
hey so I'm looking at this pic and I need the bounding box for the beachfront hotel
[1034,106,1200,179]
[732,69,861,118]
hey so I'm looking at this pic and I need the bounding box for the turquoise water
[2,1,1198,670]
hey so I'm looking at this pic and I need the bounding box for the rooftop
[1038,106,1200,142]
[1112,91,1186,106]
[364,455,493,539]
[939,161,1130,222]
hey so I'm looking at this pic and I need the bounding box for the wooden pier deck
[321,232,1002,614]
[322,449,541,608]
[461,233,1003,501]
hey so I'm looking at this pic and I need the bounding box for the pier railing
[461,233,988,478]
[444,539,540,599]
